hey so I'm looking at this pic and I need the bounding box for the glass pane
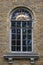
[17,45,21,51]
[12,45,21,51]
[27,35,31,39]
[27,21,32,28]
[11,21,16,27]
[12,40,16,45]
[17,40,21,45]
[12,34,16,39]
[23,35,26,39]
[17,21,21,27]
[27,40,32,45]
[17,29,21,34]
[22,22,26,27]
[23,40,26,45]
[17,40,21,51]
[17,34,20,39]
[22,29,26,33]
[23,45,26,51]
[12,28,16,33]
[27,29,31,34]
[27,46,32,51]
[11,46,15,51]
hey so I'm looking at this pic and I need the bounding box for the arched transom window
[10,7,33,52]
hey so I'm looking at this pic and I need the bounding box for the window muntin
[10,7,33,52]
[11,21,32,52]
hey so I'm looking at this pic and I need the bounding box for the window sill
[3,52,39,64]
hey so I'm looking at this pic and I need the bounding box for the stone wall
[0,0,43,65]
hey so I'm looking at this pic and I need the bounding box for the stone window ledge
[3,52,39,65]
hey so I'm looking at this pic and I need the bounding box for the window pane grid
[11,21,32,52]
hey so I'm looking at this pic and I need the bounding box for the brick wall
[0,0,43,65]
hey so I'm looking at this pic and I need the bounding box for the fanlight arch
[10,6,33,21]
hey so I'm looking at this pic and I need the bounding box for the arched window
[10,7,33,53]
